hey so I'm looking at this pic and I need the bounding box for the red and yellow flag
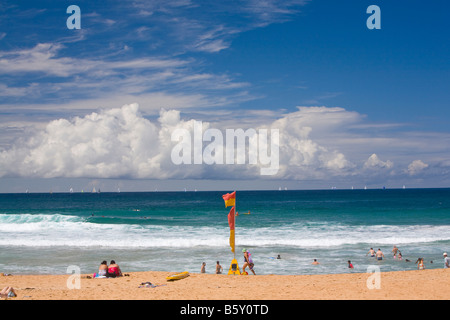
[222,191,236,208]
[228,206,235,230]
[223,191,236,253]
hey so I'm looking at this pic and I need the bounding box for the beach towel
[138,282,166,288]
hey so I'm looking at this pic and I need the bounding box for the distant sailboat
[69,187,73,193]
[92,187,96,193]
[403,185,406,189]
[364,186,367,190]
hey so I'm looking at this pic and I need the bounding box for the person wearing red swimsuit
[107,260,122,278]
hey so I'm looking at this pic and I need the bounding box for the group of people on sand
[0,286,16,299]
[94,260,123,278]
[200,248,256,275]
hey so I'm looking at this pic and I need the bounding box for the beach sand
[1,268,449,300]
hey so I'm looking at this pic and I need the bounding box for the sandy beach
[1,268,449,300]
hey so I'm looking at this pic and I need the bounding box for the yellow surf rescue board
[166,271,190,281]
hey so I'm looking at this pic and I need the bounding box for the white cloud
[0,43,187,78]
[0,104,448,186]
[0,104,159,178]
[126,0,308,53]
[0,42,253,114]
[268,107,357,179]
[363,154,394,170]
[0,104,354,180]
[407,160,428,176]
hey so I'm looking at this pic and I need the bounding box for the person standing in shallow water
[216,261,223,274]
[417,258,425,270]
[392,245,400,259]
[376,249,385,261]
[242,248,256,275]
[443,253,449,268]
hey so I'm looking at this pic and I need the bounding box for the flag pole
[233,190,236,261]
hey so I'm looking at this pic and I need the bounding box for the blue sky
[0,0,449,192]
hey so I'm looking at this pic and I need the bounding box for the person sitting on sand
[201,262,206,273]
[216,261,223,274]
[107,260,122,278]
[312,259,320,265]
[0,286,16,298]
[95,260,108,278]
[242,249,256,275]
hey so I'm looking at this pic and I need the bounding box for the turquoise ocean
[1,189,449,276]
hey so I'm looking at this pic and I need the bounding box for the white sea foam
[1,213,449,248]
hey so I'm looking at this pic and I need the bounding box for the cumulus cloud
[0,104,446,185]
[269,107,356,179]
[407,160,428,176]
[0,104,357,180]
[363,154,394,170]
[0,104,160,178]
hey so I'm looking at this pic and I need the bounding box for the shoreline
[2,268,449,300]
